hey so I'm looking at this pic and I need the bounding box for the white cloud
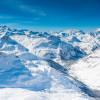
[17,21,33,23]
[19,4,46,16]
[0,16,12,19]
[34,18,40,20]
[19,5,37,13]
[39,12,46,16]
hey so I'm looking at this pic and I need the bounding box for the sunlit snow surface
[1,25,100,100]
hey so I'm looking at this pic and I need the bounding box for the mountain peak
[96,28,100,32]
[0,25,11,31]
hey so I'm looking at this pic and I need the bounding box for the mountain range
[0,25,100,100]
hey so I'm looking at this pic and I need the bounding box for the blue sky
[0,0,100,32]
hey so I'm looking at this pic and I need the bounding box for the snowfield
[69,48,100,91]
[1,25,100,100]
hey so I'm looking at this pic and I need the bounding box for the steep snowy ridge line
[46,59,100,99]
[68,48,100,100]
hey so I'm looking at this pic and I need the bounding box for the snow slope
[69,48,100,91]
[1,25,100,100]
[0,49,93,100]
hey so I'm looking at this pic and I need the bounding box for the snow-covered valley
[0,25,100,100]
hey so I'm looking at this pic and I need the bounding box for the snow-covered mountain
[69,48,100,91]
[0,25,100,100]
